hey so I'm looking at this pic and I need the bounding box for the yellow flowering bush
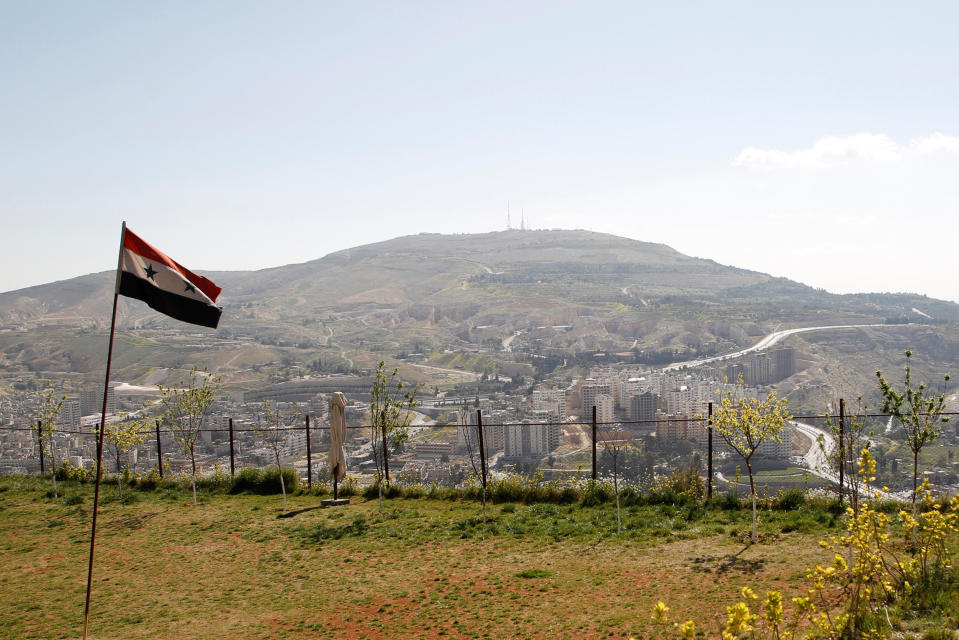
[650,448,958,639]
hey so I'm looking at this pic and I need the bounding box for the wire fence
[3,407,957,496]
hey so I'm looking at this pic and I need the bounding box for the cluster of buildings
[0,382,332,478]
[1,347,800,480]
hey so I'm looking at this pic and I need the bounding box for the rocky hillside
[1,229,957,403]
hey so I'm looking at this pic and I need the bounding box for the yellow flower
[679,620,695,640]
[741,586,758,600]
[833,554,848,571]
[651,601,669,623]
[724,602,756,634]
[762,591,783,626]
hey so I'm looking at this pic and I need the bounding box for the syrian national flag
[118,227,223,328]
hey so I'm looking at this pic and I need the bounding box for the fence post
[838,398,845,506]
[707,402,713,500]
[155,420,163,479]
[591,405,597,481]
[476,410,488,490]
[37,419,45,475]
[305,414,313,489]
[228,418,235,478]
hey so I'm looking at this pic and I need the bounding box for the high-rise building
[666,385,694,415]
[57,398,82,430]
[457,410,504,454]
[581,380,612,416]
[756,426,792,459]
[81,387,116,416]
[504,421,560,458]
[532,388,567,422]
[685,415,709,448]
[629,391,659,424]
[656,413,686,443]
[724,363,746,385]
[594,394,615,424]
[774,347,796,381]
[745,354,771,386]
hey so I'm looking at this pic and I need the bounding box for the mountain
[1,229,957,408]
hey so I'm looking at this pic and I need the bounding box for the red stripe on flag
[123,228,222,302]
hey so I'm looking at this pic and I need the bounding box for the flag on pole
[118,227,223,328]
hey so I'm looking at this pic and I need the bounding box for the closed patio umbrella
[328,392,348,499]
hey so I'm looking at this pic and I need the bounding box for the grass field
[0,476,953,639]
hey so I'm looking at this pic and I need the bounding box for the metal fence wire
[3,408,957,495]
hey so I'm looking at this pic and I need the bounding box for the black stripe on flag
[119,271,222,328]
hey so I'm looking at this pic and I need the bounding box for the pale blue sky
[3,2,958,302]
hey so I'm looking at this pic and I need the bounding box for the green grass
[0,475,955,640]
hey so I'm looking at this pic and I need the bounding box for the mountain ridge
[1,229,956,412]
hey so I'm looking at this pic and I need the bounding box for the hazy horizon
[3,3,958,303]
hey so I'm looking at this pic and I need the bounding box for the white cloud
[734,132,959,169]
[910,132,959,154]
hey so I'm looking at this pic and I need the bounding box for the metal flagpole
[83,221,126,640]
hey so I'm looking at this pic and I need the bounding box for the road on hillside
[502,330,522,351]
[792,421,837,484]
[714,421,877,499]
[409,362,482,381]
[661,323,922,372]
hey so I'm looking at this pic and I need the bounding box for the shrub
[657,464,705,501]
[402,484,426,499]
[652,450,959,639]
[336,477,358,497]
[774,488,806,511]
[55,461,90,482]
[579,480,614,507]
[230,467,298,495]
[490,475,526,503]
[384,483,404,499]
[714,492,742,511]
[362,481,381,500]
[133,468,174,492]
[557,485,579,504]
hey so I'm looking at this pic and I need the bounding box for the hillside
[1,229,957,404]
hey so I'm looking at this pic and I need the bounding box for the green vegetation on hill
[0,230,957,400]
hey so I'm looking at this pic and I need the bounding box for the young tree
[876,350,951,517]
[819,398,873,514]
[456,400,493,520]
[598,429,632,533]
[369,361,418,512]
[102,414,150,499]
[251,399,300,511]
[712,385,790,544]
[33,388,65,498]
[158,367,221,506]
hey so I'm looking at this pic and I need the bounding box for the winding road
[792,420,837,484]
[662,323,922,372]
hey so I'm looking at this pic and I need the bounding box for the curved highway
[662,323,921,372]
